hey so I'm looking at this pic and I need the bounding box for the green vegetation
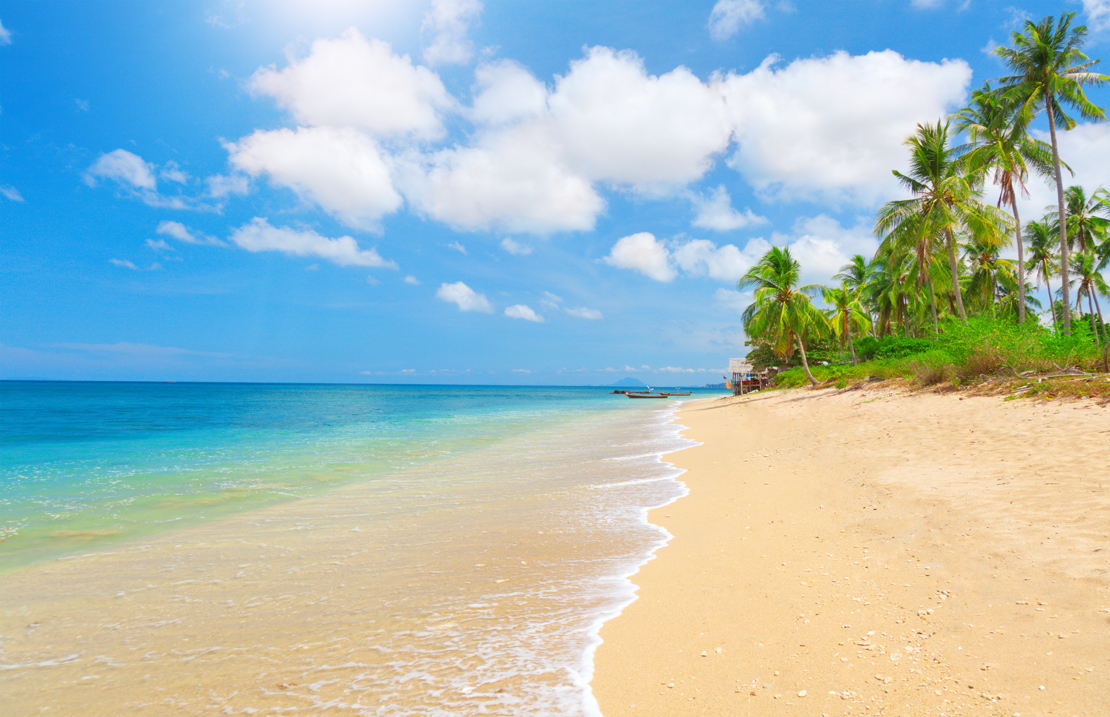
[739,12,1109,401]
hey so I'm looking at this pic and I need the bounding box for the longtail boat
[658,391,692,396]
[625,392,668,398]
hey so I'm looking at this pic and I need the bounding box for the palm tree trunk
[943,227,967,321]
[926,275,939,336]
[847,322,858,365]
[1010,193,1025,324]
[796,334,819,387]
[1087,290,1101,349]
[1043,259,1058,330]
[1046,96,1071,334]
[1092,292,1108,372]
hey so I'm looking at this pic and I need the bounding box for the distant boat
[611,389,652,394]
[625,392,669,399]
[657,391,691,396]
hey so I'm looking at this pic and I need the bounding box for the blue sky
[2,0,1109,384]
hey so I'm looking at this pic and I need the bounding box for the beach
[592,387,1110,716]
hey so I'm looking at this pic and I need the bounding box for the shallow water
[0,382,707,715]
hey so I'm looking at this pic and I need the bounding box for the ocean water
[0,381,712,715]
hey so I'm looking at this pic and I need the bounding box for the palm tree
[1025,218,1060,327]
[835,254,878,334]
[1072,251,1109,348]
[822,284,872,364]
[869,245,918,337]
[995,11,1109,333]
[1052,185,1110,253]
[739,246,831,387]
[953,83,1055,323]
[963,233,1017,313]
[876,121,999,326]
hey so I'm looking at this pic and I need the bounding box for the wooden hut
[728,358,769,395]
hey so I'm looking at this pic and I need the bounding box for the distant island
[604,377,648,388]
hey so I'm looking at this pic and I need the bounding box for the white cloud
[110,258,139,270]
[714,287,751,314]
[511,368,531,373]
[1015,124,1110,226]
[404,275,420,285]
[719,50,972,205]
[229,217,398,268]
[771,214,877,281]
[74,98,89,112]
[504,304,544,322]
[1,185,24,202]
[0,20,11,45]
[708,0,765,40]
[397,122,603,233]
[565,306,603,319]
[422,0,482,66]
[690,185,767,230]
[540,291,563,309]
[250,28,453,139]
[227,126,402,230]
[157,220,227,246]
[436,281,493,312]
[500,237,532,255]
[549,47,733,190]
[84,149,157,190]
[910,0,945,8]
[206,173,250,198]
[672,236,770,282]
[145,238,174,252]
[603,232,676,282]
[1085,1,1110,34]
[471,60,548,125]
[447,240,467,254]
[160,161,189,184]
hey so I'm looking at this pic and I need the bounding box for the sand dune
[592,387,1110,716]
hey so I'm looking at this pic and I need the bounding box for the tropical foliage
[739,12,1109,389]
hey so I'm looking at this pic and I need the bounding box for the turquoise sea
[0,381,718,715]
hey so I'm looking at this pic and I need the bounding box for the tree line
[741,13,1109,387]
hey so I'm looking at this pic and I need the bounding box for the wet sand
[592,387,1110,716]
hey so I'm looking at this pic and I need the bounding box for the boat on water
[611,389,652,394]
[625,392,669,399]
[657,391,692,396]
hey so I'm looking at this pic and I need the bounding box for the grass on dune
[771,316,1110,400]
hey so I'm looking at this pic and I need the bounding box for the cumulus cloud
[565,306,603,319]
[771,214,877,281]
[708,0,765,40]
[157,220,227,246]
[227,126,402,230]
[672,236,771,282]
[1,185,24,202]
[690,185,767,230]
[720,50,972,204]
[229,217,398,268]
[500,237,532,255]
[84,149,157,190]
[160,161,189,184]
[422,0,483,66]
[436,281,493,312]
[397,122,603,233]
[549,47,733,190]
[145,238,174,252]
[206,173,251,198]
[1085,1,1110,34]
[471,60,548,125]
[249,28,453,139]
[504,304,544,322]
[603,232,676,282]
[404,275,420,285]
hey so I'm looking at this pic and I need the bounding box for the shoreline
[591,387,1110,716]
